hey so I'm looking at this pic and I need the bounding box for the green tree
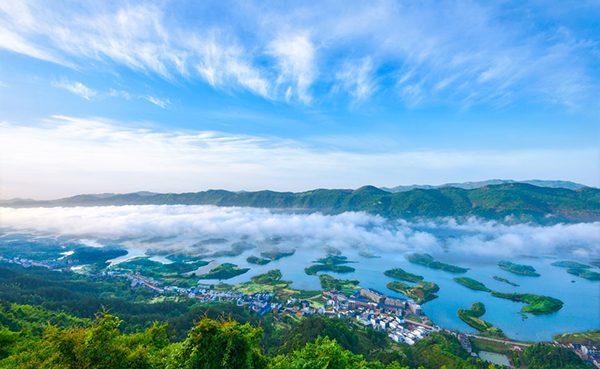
[168,318,268,369]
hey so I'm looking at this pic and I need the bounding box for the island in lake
[318,274,360,292]
[207,241,256,257]
[112,257,209,288]
[493,276,520,287]
[567,268,600,281]
[457,302,506,339]
[246,256,271,265]
[551,261,590,269]
[498,260,540,277]
[197,263,250,280]
[453,277,491,292]
[405,253,468,273]
[305,255,356,275]
[260,247,296,261]
[490,292,563,315]
[384,267,439,304]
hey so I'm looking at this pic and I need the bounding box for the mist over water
[1,205,599,260]
[1,205,599,341]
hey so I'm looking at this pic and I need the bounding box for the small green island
[260,247,296,260]
[213,269,295,295]
[590,261,600,268]
[384,267,439,304]
[318,274,360,292]
[493,276,520,287]
[112,257,208,287]
[405,253,468,273]
[566,268,600,280]
[384,268,424,283]
[551,261,590,269]
[197,263,250,280]
[250,269,287,284]
[457,302,506,338]
[305,264,355,275]
[498,260,540,277]
[246,256,271,265]
[358,251,381,259]
[209,241,256,257]
[386,280,439,304]
[305,255,356,275]
[315,255,356,265]
[453,277,491,292]
[490,292,564,315]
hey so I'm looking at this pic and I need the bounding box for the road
[459,332,533,348]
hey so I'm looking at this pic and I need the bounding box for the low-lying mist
[1,205,598,259]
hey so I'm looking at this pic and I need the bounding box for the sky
[0,0,599,199]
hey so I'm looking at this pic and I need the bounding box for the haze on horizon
[1,1,599,200]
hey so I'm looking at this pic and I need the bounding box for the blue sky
[0,0,599,199]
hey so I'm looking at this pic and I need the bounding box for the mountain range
[3,182,599,224]
[380,179,588,192]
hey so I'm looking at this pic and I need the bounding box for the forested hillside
[0,265,589,368]
[6,183,600,223]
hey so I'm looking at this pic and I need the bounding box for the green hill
[6,183,600,223]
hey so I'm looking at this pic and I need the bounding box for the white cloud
[51,79,97,100]
[1,206,598,259]
[269,35,316,104]
[0,1,596,107]
[336,58,378,105]
[0,115,597,199]
[141,95,171,109]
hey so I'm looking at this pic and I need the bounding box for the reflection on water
[479,351,511,367]
[163,246,600,342]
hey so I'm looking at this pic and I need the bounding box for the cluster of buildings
[0,256,73,270]
[552,341,600,368]
[320,288,436,345]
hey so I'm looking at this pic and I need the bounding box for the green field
[405,253,468,273]
[453,277,491,292]
[553,329,600,344]
[490,292,563,315]
[492,276,519,287]
[457,302,505,338]
[197,263,250,280]
[498,260,540,277]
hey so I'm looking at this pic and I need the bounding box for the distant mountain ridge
[380,179,588,192]
[3,183,600,224]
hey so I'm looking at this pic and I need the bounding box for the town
[2,255,599,368]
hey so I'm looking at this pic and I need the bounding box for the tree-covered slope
[6,183,600,222]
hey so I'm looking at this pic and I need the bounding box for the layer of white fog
[1,205,599,260]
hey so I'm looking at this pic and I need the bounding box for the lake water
[179,246,600,342]
[2,210,599,343]
[479,351,511,367]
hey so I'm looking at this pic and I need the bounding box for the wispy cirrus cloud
[0,115,597,199]
[0,1,597,108]
[52,79,171,108]
[141,95,171,109]
[51,79,97,100]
